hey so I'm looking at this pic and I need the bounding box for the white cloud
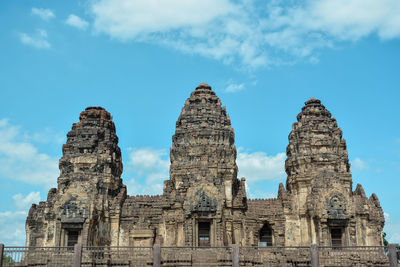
[225,83,245,93]
[0,118,59,187]
[31,7,55,21]
[384,212,400,244]
[91,0,236,38]
[66,14,89,30]
[89,0,400,68]
[308,0,400,40]
[0,211,28,245]
[245,179,276,199]
[90,0,269,68]
[19,29,51,49]
[352,157,368,170]
[237,149,286,182]
[128,148,169,176]
[126,177,164,196]
[0,118,8,127]
[12,192,41,210]
[23,128,65,144]
[125,148,169,195]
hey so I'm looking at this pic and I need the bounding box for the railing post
[74,244,82,267]
[153,244,161,267]
[0,243,4,267]
[232,244,239,267]
[388,244,398,267]
[310,244,319,267]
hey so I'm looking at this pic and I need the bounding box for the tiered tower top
[285,98,352,192]
[169,83,238,203]
[58,106,123,193]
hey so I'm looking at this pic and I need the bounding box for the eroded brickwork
[26,85,384,250]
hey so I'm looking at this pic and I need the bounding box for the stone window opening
[330,228,343,248]
[259,224,273,247]
[198,221,211,247]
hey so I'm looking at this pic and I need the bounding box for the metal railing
[0,243,398,267]
[0,246,74,266]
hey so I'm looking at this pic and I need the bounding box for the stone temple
[26,83,385,248]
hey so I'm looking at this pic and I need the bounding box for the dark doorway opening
[259,224,273,247]
[198,222,210,247]
[330,228,343,248]
[67,230,79,247]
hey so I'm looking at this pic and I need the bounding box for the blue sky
[0,0,399,246]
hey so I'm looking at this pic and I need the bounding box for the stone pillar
[310,218,316,244]
[153,244,161,267]
[74,243,82,267]
[0,243,4,267]
[310,244,319,267]
[110,216,120,246]
[232,244,239,267]
[388,244,398,267]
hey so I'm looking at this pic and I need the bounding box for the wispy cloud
[0,210,27,246]
[31,7,55,21]
[237,149,286,182]
[125,148,169,195]
[384,212,400,243]
[23,128,65,144]
[89,0,400,68]
[66,14,89,30]
[19,29,51,49]
[0,120,58,245]
[352,157,368,170]
[225,83,245,93]
[0,118,59,187]
[0,192,42,246]
[12,192,41,210]
[91,0,235,38]
[245,180,276,199]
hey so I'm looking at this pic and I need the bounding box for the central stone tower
[162,83,246,246]
[169,82,238,204]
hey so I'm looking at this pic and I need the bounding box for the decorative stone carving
[327,194,347,219]
[191,191,217,214]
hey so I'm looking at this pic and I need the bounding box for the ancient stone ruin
[26,83,385,249]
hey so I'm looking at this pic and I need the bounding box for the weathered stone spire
[59,106,123,193]
[285,98,352,192]
[168,83,238,205]
[26,106,126,246]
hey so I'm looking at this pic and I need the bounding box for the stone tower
[26,107,126,246]
[161,83,246,246]
[168,82,238,205]
[283,98,384,246]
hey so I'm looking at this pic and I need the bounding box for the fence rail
[0,243,398,267]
